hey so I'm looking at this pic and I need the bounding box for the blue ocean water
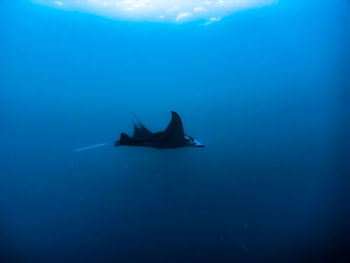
[1,0,349,262]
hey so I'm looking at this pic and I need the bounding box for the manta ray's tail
[74,143,110,152]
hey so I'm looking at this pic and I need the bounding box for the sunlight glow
[34,0,277,24]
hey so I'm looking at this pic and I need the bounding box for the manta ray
[115,111,204,149]
[74,111,204,152]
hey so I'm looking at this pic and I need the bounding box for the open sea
[1,0,349,262]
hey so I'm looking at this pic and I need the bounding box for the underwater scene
[1,0,349,262]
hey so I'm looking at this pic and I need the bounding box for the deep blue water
[1,0,349,262]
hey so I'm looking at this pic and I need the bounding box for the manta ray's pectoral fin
[131,112,152,138]
[160,111,186,147]
[119,132,133,145]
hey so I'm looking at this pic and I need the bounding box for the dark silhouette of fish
[114,111,205,149]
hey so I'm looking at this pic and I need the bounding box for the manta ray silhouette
[115,111,205,149]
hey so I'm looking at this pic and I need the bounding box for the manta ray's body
[115,111,204,149]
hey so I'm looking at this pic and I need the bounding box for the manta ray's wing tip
[170,111,180,117]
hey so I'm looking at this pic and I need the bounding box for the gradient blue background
[1,0,349,262]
